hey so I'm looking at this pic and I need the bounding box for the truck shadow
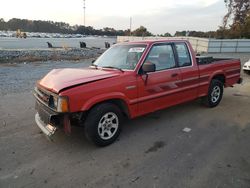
[121,100,202,135]
[49,99,202,150]
[47,90,250,151]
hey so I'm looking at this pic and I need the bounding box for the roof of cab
[119,39,189,45]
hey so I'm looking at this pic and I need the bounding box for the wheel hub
[98,112,119,140]
[211,86,221,103]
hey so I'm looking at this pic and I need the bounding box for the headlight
[57,96,69,112]
[52,96,69,112]
[53,96,58,108]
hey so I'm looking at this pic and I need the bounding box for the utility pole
[130,17,132,36]
[83,0,86,27]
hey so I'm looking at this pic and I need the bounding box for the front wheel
[84,103,122,146]
[202,79,224,108]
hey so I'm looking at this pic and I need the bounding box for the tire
[243,70,250,75]
[84,103,122,146]
[202,79,224,108]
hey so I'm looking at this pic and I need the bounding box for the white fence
[208,39,250,53]
[117,36,250,53]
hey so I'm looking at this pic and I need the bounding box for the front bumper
[34,99,72,137]
[35,113,57,137]
[33,86,72,138]
[35,100,60,138]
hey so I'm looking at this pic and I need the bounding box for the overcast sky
[1,0,227,34]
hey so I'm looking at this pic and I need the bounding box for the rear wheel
[84,103,122,146]
[202,79,224,108]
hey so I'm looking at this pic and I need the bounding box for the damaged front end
[33,86,72,139]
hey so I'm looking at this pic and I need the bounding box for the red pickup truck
[34,40,242,146]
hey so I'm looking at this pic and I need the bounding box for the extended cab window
[145,44,176,71]
[175,43,192,67]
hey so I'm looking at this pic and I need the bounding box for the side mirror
[91,59,96,64]
[142,61,156,73]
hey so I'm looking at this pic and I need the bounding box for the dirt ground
[0,54,250,188]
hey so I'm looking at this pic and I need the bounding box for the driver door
[136,43,182,116]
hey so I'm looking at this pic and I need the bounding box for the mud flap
[63,114,71,135]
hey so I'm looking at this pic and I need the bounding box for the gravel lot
[0,53,250,188]
[0,48,104,63]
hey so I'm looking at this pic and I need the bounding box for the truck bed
[196,56,241,89]
[196,56,239,65]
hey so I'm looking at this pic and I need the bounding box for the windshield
[94,44,147,70]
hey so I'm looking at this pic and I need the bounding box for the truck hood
[38,68,120,93]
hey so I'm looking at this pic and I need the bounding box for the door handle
[171,73,178,77]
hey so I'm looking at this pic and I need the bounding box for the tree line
[0,19,222,38]
[0,18,154,36]
[220,0,250,38]
[0,0,249,38]
[163,0,249,39]
[0,18,125,36]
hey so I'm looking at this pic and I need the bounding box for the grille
[36,88,50,104]
[34,87,58,111]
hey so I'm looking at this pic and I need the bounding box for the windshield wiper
[101,66,124,72]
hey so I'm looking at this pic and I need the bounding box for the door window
[175,43,192,67]
[144,44,176,71]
